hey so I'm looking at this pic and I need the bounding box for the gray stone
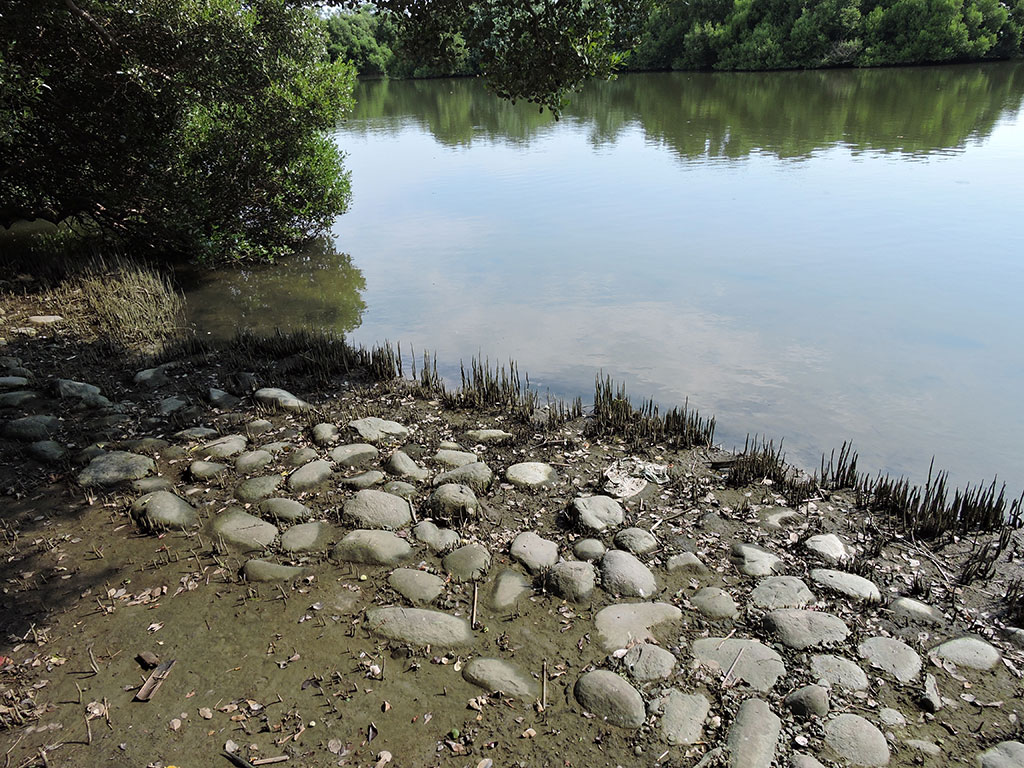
[878,708,906,728]
[0,390,39,408]
[810,569,882,602]
[286,447,318,467]
[811,654,869,691]
[505,461,558,489]
[29,440,67,464]
[489,569,532,611]
[462,658,536,699]
[548,561,597,602]
[311,423,339,446]
[190,460,227,480]
[28,314,62,325]
[426,484,478,523]
[920,672,943,713]
[727,698,781,768]
[280,522,333,553]
[413,520,460,553]
[235,450,272,474]
[667,552,711,578]
[131,491,197,531]
[134,366,172,388]
[5,414,59,442]
[573,671,645,729]
[158,396,187,415]
[201,434,248,458]
[0,356,21,369]
[330,443,380,467]
[288,459,333,492]
[654,690,709,746]
[382,480,416,498]
[858,636,922,683]
[977,742,1024,768]
[343,489,412,529]
[386,450,430,481]
[348,417,409,443]
[339,470,385,489]
[510,531,559,574]
[254,387,310,412]
[692,638,786,692]
[751,576,816,610]
[55,378,101,399]
[0,376,29,390]
[691,587,739,620]
[79,451,154,487]
[433,449,478,468]
[805,533,854,563]
[208,388,239,409]
[132,476,173,493]
[791,755,828,768]
[904,739,941,758]
[731,542,783,576]
[785,685,830,718]
[766,609,850,650]
[242,560,308,582]
[365,607,472,647]
[433,462,493,493]
[333,530,412,565]
[931,636,1002,671]
[600,549,657,598]
[595,602,682,652]
[235,474,282,502]
[622,642,676,681]
[465,428,512,444]
[176,426,218,441]
[245,418,273,436]
[891,597,944,625]
[823,714,890,767]
[210,508,278,550]
[442,543,491,581]
[259,498,310,522]
[573,538,606,561]
[572,495,625,532]
[389,568,444,604]
[614,527,659,555]
[760,507,804,531]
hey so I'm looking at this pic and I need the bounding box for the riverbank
[1,267,1024,768]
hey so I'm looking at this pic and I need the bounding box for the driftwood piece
[133,659,176,702]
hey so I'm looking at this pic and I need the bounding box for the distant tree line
[327,0,1024,76]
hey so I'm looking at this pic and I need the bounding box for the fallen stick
[134,659,176,702]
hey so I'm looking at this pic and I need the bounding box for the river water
[185,63,1024,495]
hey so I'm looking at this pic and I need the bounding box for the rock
[891,597,944,624]
[208,388,240,409]
[0,376,29,390]
[343,489,413,530]
[132,477,173,493]
[442,544,491,581]
[311,423,339,446]
[573,671,645,729]
[433,449,477,468]
[348,417,409,443]
[280,522,333,552]
[731,542,783,576]
[510,531,559,574]
[930,636,1002,670]
[288,460,333,492]
[386,450,430,481]
[329,443,379,467]
[750,576,816,610]
[131,491,197,531]
[692,637,786,692]
[235,450,272,474]
[505,461,558,489]
[904,739,941,758]
[810,654,869,691]
[5,414,59,442]
[55,378,102,399]
[600,550,657,597]
[254,387,309,412]
[810,569,882,602]
[666,552,710,578]
[977,742,1024,768]
[691,587,739,620]
[333,530,412,565]
[412,520,460,553]
[595,602,682,653]
[246,418,273,436]
[134,366,172,388]
[389,568,444,604]
[573,538,606,561]
[785,685,830,718]
[465,428,512,444]
[79,451,154,487]
[823,714,890,766]
[210,508,278,550]
[805,533,855,563]
[920,673,943,713]
[365,607,472,647]
[760,507,804,531]
[0,390,39,408]
[176,426,218,441]
[426,484,478,524]
[654,690,709,746]
[462,658,536,699]
[858,637,922,683]
[489,569,532,611]
[190,460,227,480]
[28,314,62,325]
[548,561,597,602]
[791,755,828,768]
[339,470,385,489]
[572,495,625,532]
[766,609,850,650]
[613,527,659,555]
[382,480,416,498]
[259,498,310,522]
[242,560,308,582]
[235,475,282,502]
[202,434,247,459]
[726,698,781,768]
[878,708,906,727]
[158,396,187,415]
[286,447,318,467]
[622,642,676,681]
[29,440,67,464]
[432,462,493,493]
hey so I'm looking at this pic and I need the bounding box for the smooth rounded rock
[386,450,430,481]
[931,636,1002,670]
[572,495,624,532]
[727,698,781,768]
[614,527,659,555]
[210,508,278,550]
[595,602,682,652]
[977,741,1024,768]
[412,520,460,552]
[465,429,512,444]
[489,569,532,611]
[622,642,676,681]
[131,491,197,531]
[432,462,493,492]
[810,569,882,602]
[823,714,890,766]
[311,423,339,446]
[750,576,816,610]
[462,658,536,699]
[691,638,786,692]
[343,489,413,530]
[691,587,739,620]
[573,538,606,561]
[510,531,558,574]
[29,440,67,464]
[442,543,491,581]
[329,443,379,467]
[242,560,308,582]
[339,470,385,489]
[891,597,944,625]
[259,498,310,522]
[190,460,227,480]
[766,609,850,650]
[811,654,869,691]
[805,533,854,563]
[382,480,416,498]
[600,549,657,597]
[287,460,333,492]
[235,475,282,502]
[389,568,444,604]
[505,461,558,489]
[79,451,154,487]
[366,607,472,647]
[287,447,318,467]
[333,530,412,565]
[731,542,783,576]
[201,434,247,459]
[785,684,830,718]
[548,560,597,602]
[349,417,409,443]
[573,671,645,729]
[858,636,922,683]
[235,450,272,474]
[654,690,709,746]
[426,484,478,523]
[4,414,59,442]
[254,387,309,412]
[667,552,711,578]
[433,449,477,468]
[280,522,333,552]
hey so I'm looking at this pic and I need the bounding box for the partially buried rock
[766,609,850,650]
[280,522,333,553]
[811,654,868,691]
[333,530,412,565]
[653,690,709,746]
[858,636,922,683]
[465,428,511,444]
[614,527,659,555]
[600,549,657,598]
[977,742,1024,768]
[805,533,854,564]
[426,484,478,524]
[442,544,491,581]
[389,568,444,604]
[365,607,472,647]
[548,561,597,602]
[311,423,339,446]
[413,520,460,553]
[573,671,645,729]
[5,414,60,442]
[505,461,557,489]
[287,460,333,492]
[242,560,308,582]
[666,552,710,579]
[348,417,409,443]
[510,531,558,574]
[785,685,830,718]
[339,470,384,489]
[726,699,781,768]
[254,387,309,412]
[462,658,536,699]
[731,542,784,576]
[595,602,681,653]
[29,440,66,464]
[235,475,282,503]
[489,569,532,611]
[343,489,412,530]
[810,569,881,603]
[386,450,430,482]
[433,449,477,468]
[190,460,227,481]
[201,434,247,459]
[691,638,786,693]
[432,462,493,493]
[823,714,890,767]
[235,450,272,474]
[691,587,739,620]
[573,538,606,562]
[210,508,278,550]
[259,498,310,522]
[382,480,416,498]
[750,576,816,610]
[79,451,154,487]
[890,597,944,625]
[330,443,379,468]
[930,636,1002,671]
[571,495,624,532]
[131,491,197,531]
[622,642,676,681]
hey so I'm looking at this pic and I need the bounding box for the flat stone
[208,388,239,408]
[791,755,828,768]
[426,484,478,524]
[811,654,869,691]
[751,576,816,610]
[365,607,472,647]
[510,531,559,574]
[978,742,1024,768]
[600,549,657,597]
[595,602,682,652]
[246,418,273,436]
[810,569,882,602]
[0,390,39,408]
[333,530,412,565]
[766,609,850,650]
[442,544,491,581]
[280,522,333,552]
[432,462,493,493]
[131,491,197,531]
[891,597,944,624]
[614,527,659,555]
[573,670,645,729]
[235,475,282,502]
[176,426,218,441]
[242,560,308,582]
[823,714,890,766]
[465,429,512,444]
[731,542,784,576]
[654,690,709,745]
[389,568,444,604]
[505,461,558,489]
[572,495,625,532]
[132,476,173,493]
[329,443,379,467]
[433,449,478,468]
[931,636,1002,670]
[622,642,676,681]
[259,498,310,522]
[288,460,333,492]
[55,378,101,399]
[858,636,922,683]
[573,538,606,561]
[805,533,854,563]
[727,698,781,768]
[905,739,941,757]
[691,587,739,620]
[667,552,710,578]
[254,387,310,412]
[920,672,943,713]
[548,561,597,602]
[286,447,318,467]
[348,417,409,443]
[339,470,385,489]
[786,684,830,718]
[878,708,906,727]
[79,451,154,487]
[29,440,66,464]
[235,450,272,474]
[691,638,786,692]
[158,396,187,415]
[311,423,339,446]
[0,376,29,390]
[382,480,416,498]
[386,450,430,481]
[413,520,460,552]
[28,314,62,325]
[201,434,247,459]
[134,366,172,388]
[343,489,412,529]
[462,658,536,699]
[210,508,278,550]
[760,507,804,531]
[5,414,59,442]
[489,569,532,611]
[190,460,227,480]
